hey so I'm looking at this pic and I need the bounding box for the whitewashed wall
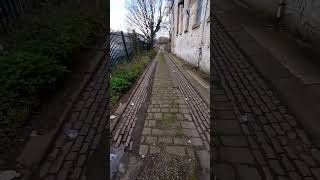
[170,0,210,74]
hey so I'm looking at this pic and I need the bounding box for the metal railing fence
[110,31,149,70]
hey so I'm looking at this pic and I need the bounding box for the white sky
[110,0,126,32]
[110,0,169,37]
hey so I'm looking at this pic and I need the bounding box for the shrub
[110,50,157,106]
[110,77,131,93]
[0,52,68,95]
[0,6,106,148]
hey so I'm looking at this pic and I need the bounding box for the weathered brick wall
[241,0,320,44]
[170,0,210,74]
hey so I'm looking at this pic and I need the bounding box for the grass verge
[110,49,157,107]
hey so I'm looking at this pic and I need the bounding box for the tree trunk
[149,39,154,49]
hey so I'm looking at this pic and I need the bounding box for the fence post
[131,30,136,55]
[121,31,130,61]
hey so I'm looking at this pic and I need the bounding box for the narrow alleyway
[212,10,320,180]
[111,51,210,180]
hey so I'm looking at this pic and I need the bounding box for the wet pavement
[111,51,210,180]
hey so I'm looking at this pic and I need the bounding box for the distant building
[170,0,210,74]
[157,36,170,44]
[157,36,171,52]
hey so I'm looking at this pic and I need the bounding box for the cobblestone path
[112,51,210,179]
[112,57,158,149]
[212,15,320,180]
[36,60,108,180]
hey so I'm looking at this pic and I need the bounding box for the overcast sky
[110,0,126,32]
[110,0,169,37]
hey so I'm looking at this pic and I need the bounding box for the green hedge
[110,49,157,106]
[0,8,106,145]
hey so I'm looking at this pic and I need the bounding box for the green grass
[170,100,179,108]
[176,126,184,137]
[110,49,157,106]
[159,53,165,64]
[163,113,175,128]
[191,160,198,180]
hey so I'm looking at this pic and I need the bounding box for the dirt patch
[136,152,197,180]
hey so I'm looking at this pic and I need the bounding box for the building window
[179,4,183,34]
[176,3,179,35]
[184,0,190,32]
[193,0,203,28]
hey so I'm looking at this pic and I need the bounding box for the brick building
[170,0,210,74]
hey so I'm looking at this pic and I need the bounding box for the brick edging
[17,42,107,180]
[166,53,210,107]
[110,51,159,133]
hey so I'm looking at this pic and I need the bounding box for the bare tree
[125,0,164,48]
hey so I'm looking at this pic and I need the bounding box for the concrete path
[212,5,320,180]
[111,51,210,180]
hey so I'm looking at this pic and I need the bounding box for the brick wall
[170,0,210,74]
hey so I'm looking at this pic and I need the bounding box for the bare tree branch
[125,0,165,47]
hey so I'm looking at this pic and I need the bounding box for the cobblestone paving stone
[166,54,210,147]
[137,52,210,179]
[112,56,158,148]
[212,15,320,180]
[37,60,108,180]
